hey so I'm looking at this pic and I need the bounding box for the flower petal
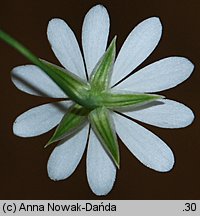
[114,57,194,92]
[11,65,67,98]
[13,101,72,137]
[87,129,116,195]
[123,99,194,128]
[82,5,110,77]
[47,18,86,80]
[47,125,89,181]
[113,113,174,172]
[111,17,162,86]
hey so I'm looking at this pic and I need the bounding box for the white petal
[47,18,86,80]
[114,57,194,92]
[13,101,72,137]
[11,65,67,98]
[123,99,194,128]
[87,129,116,195]
[111,17,162,86]
[82,5,110,76]
[113,113,174,172]
[47,125,89,180]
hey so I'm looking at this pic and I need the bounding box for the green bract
[0,29,163,168]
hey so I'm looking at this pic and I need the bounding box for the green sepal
[99,92,164,109]
[88,107,120,168]
[45,103,89,147]
[0,29,90,106]
[90,36,116,92]
[40,60,90,105]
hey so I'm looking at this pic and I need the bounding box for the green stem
[0,29,46,68]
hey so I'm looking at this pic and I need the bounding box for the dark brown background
[0,0,199,199]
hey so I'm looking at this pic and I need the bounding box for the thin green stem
[0,29,45,68]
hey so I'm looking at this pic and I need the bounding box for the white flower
[11,5,194,195]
